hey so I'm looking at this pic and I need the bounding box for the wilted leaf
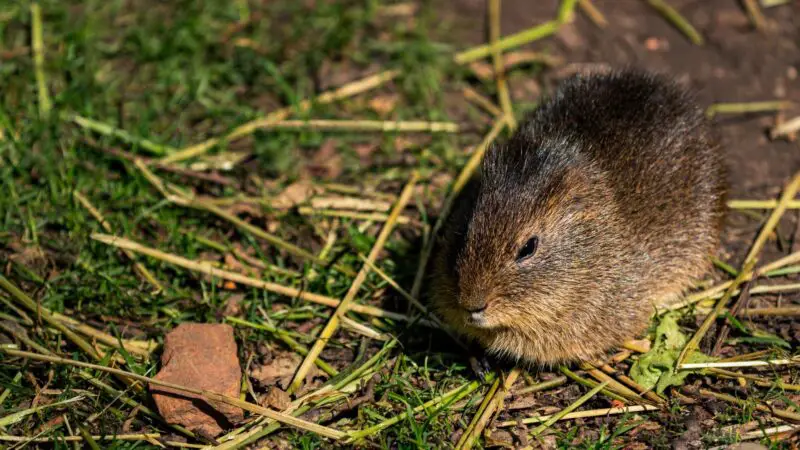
[251,351,301,390]
[271,180,321,210]
[629,311,715,394]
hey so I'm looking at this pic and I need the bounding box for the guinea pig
[430,69,726,366]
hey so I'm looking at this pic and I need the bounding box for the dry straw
[287,172,419,393]
[489,0,517,131]
[676,171,800,367]
[645,0,704,45]
[455,368,521,450]
[498,404,658,428]
[30,3,51,117]
[90,233,430,324]
[74,190,164,292]
[578,0,608,28]
[521,380,610,447]
[1,348,348,440]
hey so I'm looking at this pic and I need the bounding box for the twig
[456,368,520,450]
[0,372,21,406]
[593,362,666,405]
[220,341,399,448]
[162,70,401,163]
[0,276,100,361]
[298,208,413,225]
[346,375,489,442]
[454,375,502,450]
[52,311,156,356]
[0,396,83,427]
[340,316,389,341]
[696,388,800,423]
[30,3,51,117]
[65,113,176,156]
[557,0,580,23]
[524,381,610,445]
[498,404,658,427]
[454,20,562,64]
[225,316,338,376]
[559,366,627,404]
[489,0,517,131]
[741,0,767,31]
[645,0,704,45]
[622,340,651,354]
[90,233,432,325]
[134,163,353,275]
[357,255,427,315]
[675,172,800,363]
[727,199,800,210]
[80,136,235,186]
[740,425,800,440]
[0,434,200,448]
[410,119,507,298]
[74,191,164,292]
[666,250,800,311]
[706,101,791,118]
[710,276,752,355]
[310,196,392,212]
[514,376,567,396]
[741,306,800,316]
[676,258,756,367]
[462,87,503,117]
[287,172,418,394]
[679,359,798,369]
[580,362,656,405]
[0,348,348,441]
[578,0,608,28]
[229,119,460,133]
[170,193,335,271]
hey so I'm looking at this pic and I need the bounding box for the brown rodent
[431,69,726,366]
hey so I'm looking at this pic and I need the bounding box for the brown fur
[430,70,726,366]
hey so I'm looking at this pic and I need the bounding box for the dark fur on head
[431,69,726,366]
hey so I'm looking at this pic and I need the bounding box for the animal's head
[432,139,624,348]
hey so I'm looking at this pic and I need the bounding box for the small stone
[368,94,398,116]
[271,180,320,210]
[251,351,301,390]
[151,323,243,437]
[644,37,669,52]
[726,444,768,450]
[263,387,291,410]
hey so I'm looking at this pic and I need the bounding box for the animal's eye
[516,236,539,262]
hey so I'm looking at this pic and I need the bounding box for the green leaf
[629,311,716,394]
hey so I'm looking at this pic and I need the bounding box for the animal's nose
[468,307,488,327]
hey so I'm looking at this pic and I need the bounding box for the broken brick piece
[151,323,243,437]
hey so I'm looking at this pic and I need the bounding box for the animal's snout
[459,292,487,314]
[468,308,488,327]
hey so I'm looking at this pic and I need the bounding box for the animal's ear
[561,166,593,214]
[567,193,588,215]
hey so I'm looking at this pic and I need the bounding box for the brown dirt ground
[439,0,800,266]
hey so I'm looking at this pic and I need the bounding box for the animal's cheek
[484,299,530,328]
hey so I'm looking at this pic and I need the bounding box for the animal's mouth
[466,309,491,328]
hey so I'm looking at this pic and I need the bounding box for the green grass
[1,0,798,448]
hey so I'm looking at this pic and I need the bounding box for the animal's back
[511,71,725,300]
[430,69,726,366]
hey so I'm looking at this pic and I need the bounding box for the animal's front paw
[469,353,494,381]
